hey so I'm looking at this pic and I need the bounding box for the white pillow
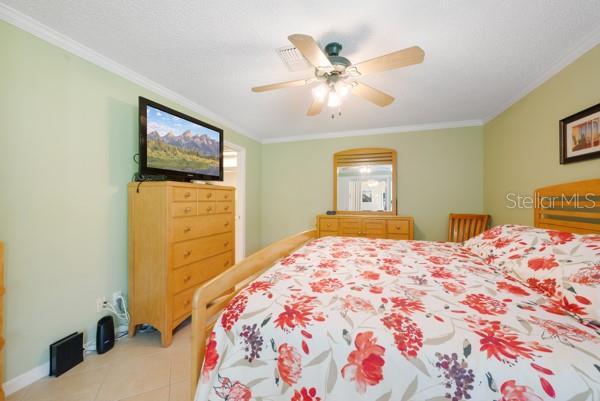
[464,225,600,325]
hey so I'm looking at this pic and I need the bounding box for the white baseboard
[3,362,48,396]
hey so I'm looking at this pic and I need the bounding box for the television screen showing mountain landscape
[145,105,220,176]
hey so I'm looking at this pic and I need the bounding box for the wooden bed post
[191,292,208,399]
[190,229,317,400]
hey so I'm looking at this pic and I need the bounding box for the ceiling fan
[251,34,425,116]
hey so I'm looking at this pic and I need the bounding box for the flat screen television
[138,97,224,182]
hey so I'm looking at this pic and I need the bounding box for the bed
[190,179,600,401]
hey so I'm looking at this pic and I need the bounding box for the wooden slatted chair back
[448,214,490,242]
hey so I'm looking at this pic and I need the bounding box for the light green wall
[261,126,485,244]
[0,21,262,380]
[484,44,600,226]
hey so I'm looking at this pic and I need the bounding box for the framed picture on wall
[560,102,600,164]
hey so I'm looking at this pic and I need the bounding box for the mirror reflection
[336,165,393,212]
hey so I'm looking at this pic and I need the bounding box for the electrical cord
[101,294,130,321]
[132,153,145,192]
[138,324,157,333]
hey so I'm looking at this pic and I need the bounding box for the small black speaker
[49,332,83,377]
[96,316,115,354]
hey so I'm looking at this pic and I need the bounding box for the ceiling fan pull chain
[331,106,342,119]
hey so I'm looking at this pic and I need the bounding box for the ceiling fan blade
[354,46,425,75]
[251,79,309,93]
[288,34,333,69]
[352,82,395,107]
[307,97,325,116]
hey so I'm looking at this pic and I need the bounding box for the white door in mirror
[336,164,393,212]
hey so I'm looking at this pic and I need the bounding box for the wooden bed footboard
[190,229,317,399]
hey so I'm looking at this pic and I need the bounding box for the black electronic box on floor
[49,332,84,377]
[96,315,115,354]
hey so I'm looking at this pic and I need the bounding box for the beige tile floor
[7,323,194,401]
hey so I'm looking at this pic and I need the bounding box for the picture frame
[559,102,600,164]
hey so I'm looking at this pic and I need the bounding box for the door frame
[224,141,246,262]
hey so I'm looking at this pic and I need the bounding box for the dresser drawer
[388,233,410,240]
[364,219,386,236]
[319,231,339,237]
[319,218,338,231]
[173,251,234,293]
[387,220,410,234]
[215,201,233,214]
[173,232,234,268]
[215,190,233,201]
[172,214,233,242]
[198,202,216,215]
[339,219,361,235]
[173,188,197,202]
[171,202,197,218]
[198,189,216,201]
[173,286,196,320]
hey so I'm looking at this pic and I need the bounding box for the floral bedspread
[195,237,600,401]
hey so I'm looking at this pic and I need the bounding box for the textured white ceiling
[4,0,600,141]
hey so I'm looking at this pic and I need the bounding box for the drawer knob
[224,221,230,227]
[206,206,212,212]
[396,225,401,229]
[224,206,229,211]
[184,192,191,198]
[326,223,330,227]
[184,300,191,306]
[224,195,229,199]
[207,193,212,199]
[224,260,230,267]
[224,241,229,247]
[184,207,192,213]
[184,227,191,233]
[184,250,192,257]
[183,275,191,282]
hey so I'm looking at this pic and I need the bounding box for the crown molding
[262,119,484,144]
[0,2,261,142]
[483,24,600,124]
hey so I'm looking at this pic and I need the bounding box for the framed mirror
[334,148,397,215]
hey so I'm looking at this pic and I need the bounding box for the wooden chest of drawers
[128,181,235,346]
[317,215,414,240]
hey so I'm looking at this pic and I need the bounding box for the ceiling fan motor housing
[324,42,351,71]
[324,42,342,56]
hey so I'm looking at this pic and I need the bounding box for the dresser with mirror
[316,147,414,240]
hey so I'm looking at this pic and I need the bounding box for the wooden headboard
[534,179,600,234]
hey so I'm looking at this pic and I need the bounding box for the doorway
[223,142,246,262]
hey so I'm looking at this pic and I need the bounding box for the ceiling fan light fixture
[312,83,328,101]
[327,90,341,108]
[336,81,351,97]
